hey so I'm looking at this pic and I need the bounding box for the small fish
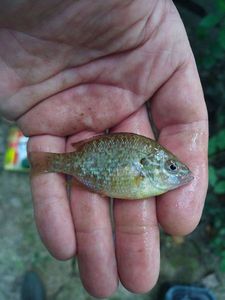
[29,133,194,199]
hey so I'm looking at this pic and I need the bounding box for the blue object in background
[165,285,216,300]
[21,271,46,300]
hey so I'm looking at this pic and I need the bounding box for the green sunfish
[29,133,194,199]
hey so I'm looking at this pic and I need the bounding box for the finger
[66,131,118,298]
[111,106,160,293]
[151,57,208,235]
[28,135,76,260]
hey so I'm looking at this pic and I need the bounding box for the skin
[0,0,208,297]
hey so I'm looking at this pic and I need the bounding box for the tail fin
[28,152,55,175]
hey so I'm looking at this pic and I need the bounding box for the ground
[1,119,225,300]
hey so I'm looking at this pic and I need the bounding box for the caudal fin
[28,152,55,174]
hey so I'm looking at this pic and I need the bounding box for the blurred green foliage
[206,108,225,268]
[197,0,225,69]
[176,0,225,272]
[207,126,225,272]
[190,0,225,137]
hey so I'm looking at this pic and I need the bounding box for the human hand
[0,0,208,297]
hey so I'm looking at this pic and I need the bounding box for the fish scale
[29,133,193,199]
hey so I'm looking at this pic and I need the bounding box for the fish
[28,132,194,199]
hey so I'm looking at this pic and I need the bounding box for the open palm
[0,0,208,297]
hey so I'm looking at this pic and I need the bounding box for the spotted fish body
[29,133,193,199]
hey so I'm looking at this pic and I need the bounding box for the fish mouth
[179,172,194,186]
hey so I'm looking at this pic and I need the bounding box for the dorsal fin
[70,132,150,150]
[71,134,105,150]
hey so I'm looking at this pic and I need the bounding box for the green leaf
[217,0,225,12]
[220,257,225,272]
[217,129,225,151]
[218,113,225,127]
[212,236,223,248]
[215,219,222,228]
[218,30,225,50]
[209,166,218,186]
[210,42,225,60]
[196,27,208,39]
[209,129,225,156]
[215,181,225,194]
[199,13,223,29]
[209,135,218,156]
[202,54,216,69]
[219,228,225,236]
[217,168,225,178]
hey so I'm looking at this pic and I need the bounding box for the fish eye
[165,160,178,173]
[170,164,177,171]
[140,157,149,166]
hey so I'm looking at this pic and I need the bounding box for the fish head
[140,147,194,193]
